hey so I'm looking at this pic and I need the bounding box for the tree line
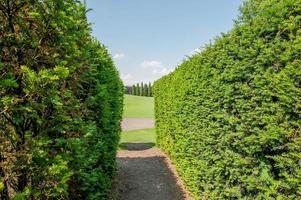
[125,82,153,97]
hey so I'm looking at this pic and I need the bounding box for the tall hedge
[0,0,123,199]
[154,0,301,199]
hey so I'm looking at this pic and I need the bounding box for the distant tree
[136,83,140,96]
[124,86,131,94]
[144,83,148,96]
[140,82,144,96]
[148,82,152,97]
[132,85,136,95]
[129,82,153,97]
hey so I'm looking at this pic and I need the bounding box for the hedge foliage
[0,0,123,199]
[154,0,301,199]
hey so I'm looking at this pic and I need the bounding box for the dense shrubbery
[154,0,301,199]
[0,0,123,199]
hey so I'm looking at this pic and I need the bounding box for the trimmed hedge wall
[154,0,301,199]
[0,0,123,199]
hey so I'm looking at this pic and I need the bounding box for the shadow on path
[119,142,155,151]
[115,143,189,200]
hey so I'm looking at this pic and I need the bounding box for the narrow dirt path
[121,118,154,131]
[113,118,192,200]
[115,145,192,200]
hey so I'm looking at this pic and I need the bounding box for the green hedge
[0,0,123,199]
[154,0,301,199]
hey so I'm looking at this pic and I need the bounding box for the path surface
[114,118,192,200]
[121,118,155,131]
[115,144,192,200]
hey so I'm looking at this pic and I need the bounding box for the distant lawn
[120,128,156,144]
[123,95,154,118]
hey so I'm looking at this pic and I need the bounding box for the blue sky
[86,0,244,85]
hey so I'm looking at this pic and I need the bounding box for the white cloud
[121,73,132,81]
[152,67,173,76]
[140,60,164,68]
[113,53,125,60]
[140,60,173,77]
[189,48,202,55]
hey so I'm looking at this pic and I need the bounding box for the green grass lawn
[119,128,156,149]
[120,128,156,143]
[120,95,156,149]
[123,95,154,118]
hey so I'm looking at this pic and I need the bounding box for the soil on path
[121,118,154,131]
[114,143,192,200]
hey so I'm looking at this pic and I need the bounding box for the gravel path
[114,118,192,199]
[114,144,192,200]
[122,118,155,131]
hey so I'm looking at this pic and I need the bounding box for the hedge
[0,0,123,199]
[154,0,301,199]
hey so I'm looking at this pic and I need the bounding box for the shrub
[0,0,123,199]
[154,0,301,199]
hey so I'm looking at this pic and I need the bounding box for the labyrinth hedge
[0,0,123,199]
[154,0,301,199]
